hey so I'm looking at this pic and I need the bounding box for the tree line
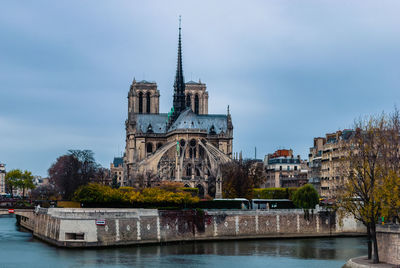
[4,150,109,200]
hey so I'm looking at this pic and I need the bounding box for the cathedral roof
[186,80,201,85]
[134,109,228,135]
[169,108,228,134]
[135,114,168,133]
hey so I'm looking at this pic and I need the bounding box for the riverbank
[343,256,394,268]
[16,208,365,248]
[0,214,367,267]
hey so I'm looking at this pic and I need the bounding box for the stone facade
[16,208,365,248]
[123,25,233,198]
[376,225,400,265]
[0,163,5,194]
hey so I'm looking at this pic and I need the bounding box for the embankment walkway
[343,256,394,268]
[16,208,365,248]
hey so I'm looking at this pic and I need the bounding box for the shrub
[288,187,298,200]
[253,188,289,199]
[179,187,199,197]
[292,184,319,209]
[72,183,199,207]
[158,181,184,193]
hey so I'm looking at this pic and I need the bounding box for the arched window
[146,92,151,113]
[187,165,192,176]
[197,184,205,198]
[138,92,143,114]
[157,143,163,150]
[199,146,205,158]
[146,143,153,153]
[194,94,199,114]
[186,94,191,108]
[190,139,196,147]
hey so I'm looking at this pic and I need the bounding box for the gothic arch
[156,142,163,150]
[146,92,151,113]
[194,94,199,114]
[186,93,191,108]
[146,142,153,153]
[138,92,143,114]
[186,164,192,176]
[197,184,205,198]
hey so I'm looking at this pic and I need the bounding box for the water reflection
[0,215,366,268]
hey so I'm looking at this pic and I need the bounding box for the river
[0,214,366,268]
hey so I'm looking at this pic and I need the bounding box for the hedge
[73,183,199,207]
[253,187,298,200]
[179,187,199,197]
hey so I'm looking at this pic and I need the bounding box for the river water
[0,215,366,268]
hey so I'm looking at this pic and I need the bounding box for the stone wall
[376,225,400,265]
[16,208,365,248]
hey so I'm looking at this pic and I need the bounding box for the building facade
[0,163,5,194]
[308,137,325,193]
[263,149,308,188]
[123,25,233,198]
[110,157,124,187]
[308,129,354,199]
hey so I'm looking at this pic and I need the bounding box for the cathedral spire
[172,16,186,118]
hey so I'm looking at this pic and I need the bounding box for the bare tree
[221,159,264,199]
[338,112,400,263]
[48,150,101,199]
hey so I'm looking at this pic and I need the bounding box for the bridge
[0,208,34,215]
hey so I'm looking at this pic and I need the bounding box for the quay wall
[376,225,400,265]
[16,208,365,247]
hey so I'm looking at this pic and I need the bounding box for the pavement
[343,256,399,268]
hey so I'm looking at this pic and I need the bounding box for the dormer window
[209,125,216,135]
[147,124,154,133]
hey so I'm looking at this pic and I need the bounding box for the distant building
[309,129,354,199]
[0,163,5,194]
[33,176,49,187]
[320,130,354,199]
[308,137,325,194]
[263,149,308,188]
[110,157,124,187]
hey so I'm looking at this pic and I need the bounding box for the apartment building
[309,130,353,199]
[263,149,308,188]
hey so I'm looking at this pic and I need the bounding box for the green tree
[5,169,22,198]
[20,170,35,198]
[5,169,35,198]
[292,184,319,210]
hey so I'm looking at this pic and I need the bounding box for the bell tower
[128,79,160,115]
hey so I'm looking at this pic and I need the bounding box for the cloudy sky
[1,1,399,177]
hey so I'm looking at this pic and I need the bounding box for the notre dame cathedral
[123,24,233,198]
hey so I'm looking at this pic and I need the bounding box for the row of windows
[137,92,201,114]
[186,94,200,114]
[276,166,298,171]
[146,140,205,159]
[146,142,164,153]
[268,158,300,164]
